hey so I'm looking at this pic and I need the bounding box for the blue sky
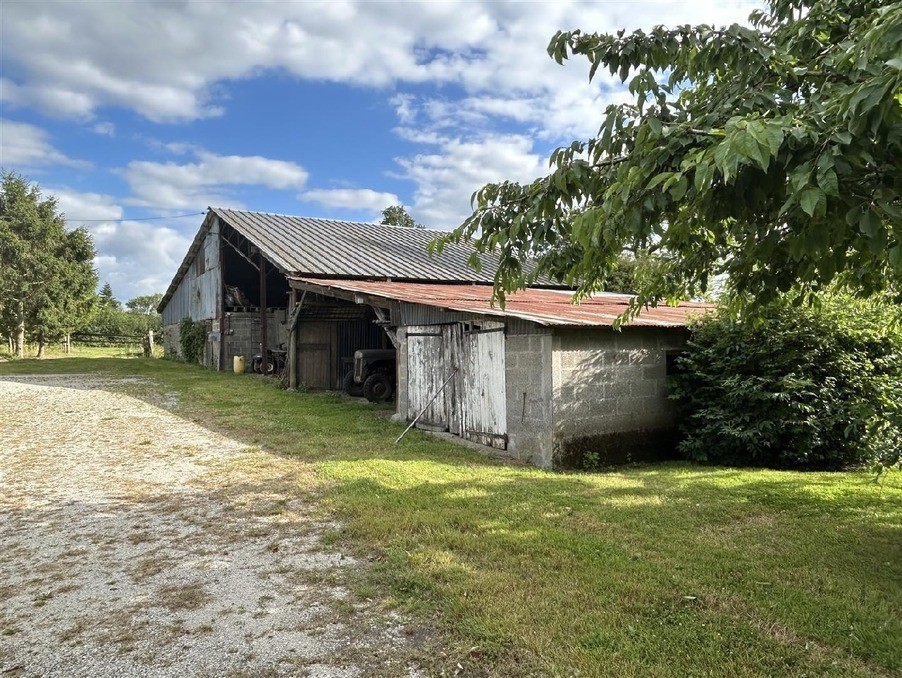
[1,0,755,301]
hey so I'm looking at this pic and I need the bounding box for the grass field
[0,343,162,360]
[2,355,899,676]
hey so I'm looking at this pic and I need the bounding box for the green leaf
[669,175,688,201]
[889,246,902,272]
[858,210,880,239]
[817,168,838,196]
[799,187,825,218]
[467,252,483,273]
[647,172,673,190]
[694,162,714,193]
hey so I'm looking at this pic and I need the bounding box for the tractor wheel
[343,370,364,397]
[363,373,393,402]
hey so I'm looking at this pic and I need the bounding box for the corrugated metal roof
[159,207,555,313]
[291,278,713,328]
[214,207,529,281]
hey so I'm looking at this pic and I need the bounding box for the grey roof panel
[215,208,507,281]
[159,208,557,313]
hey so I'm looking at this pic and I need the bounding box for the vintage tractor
[344,348,396,402]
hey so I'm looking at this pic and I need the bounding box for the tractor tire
[343,370,364,397]
[363,373,393,402]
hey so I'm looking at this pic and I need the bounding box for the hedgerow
[670,296,902,470]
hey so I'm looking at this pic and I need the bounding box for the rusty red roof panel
[291,278,712,328]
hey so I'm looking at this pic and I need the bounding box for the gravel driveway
[0,374,421,677]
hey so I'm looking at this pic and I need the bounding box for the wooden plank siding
[406,325,450,429]
[405,321,507,448]
[459,322,507,449]
[296,321,335,390]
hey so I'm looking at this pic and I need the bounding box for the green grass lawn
[2,356,900,676]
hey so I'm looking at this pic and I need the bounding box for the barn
[288,279,710,468]
[159,207,709,469]
[157,207,541,388]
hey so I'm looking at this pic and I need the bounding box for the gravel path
[0,374,421,677]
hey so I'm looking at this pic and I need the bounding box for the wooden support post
[259,250,268,371]
[288,288,298,390]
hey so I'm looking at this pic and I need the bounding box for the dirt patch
[0,374,426,677]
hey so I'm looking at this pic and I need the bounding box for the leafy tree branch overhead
[445,0,901,319]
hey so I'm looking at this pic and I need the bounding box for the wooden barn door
[406,325,451,430]
[297,321,334,390]
[458,322,507,449]
[405,321,507,448]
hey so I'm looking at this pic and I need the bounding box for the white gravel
[0,374,423,677]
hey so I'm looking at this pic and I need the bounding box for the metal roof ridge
[210,206,455,237]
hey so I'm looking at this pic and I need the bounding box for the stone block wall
[162,324,181,360]
[505,332,554,467]
[551,326,688,466]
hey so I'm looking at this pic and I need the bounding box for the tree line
[0,172,162,357]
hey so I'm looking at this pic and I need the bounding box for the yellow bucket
[233,355,246,374]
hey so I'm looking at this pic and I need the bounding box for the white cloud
[122,149,309,210]
[0,118,88,169]
[1,1,753,127]
[301,188,400,212]
[398,133,546,230]
[90,121,115,136]
[88,218,193,299]
[50,186,123,222]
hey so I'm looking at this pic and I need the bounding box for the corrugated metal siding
[161,221,220,325]
[396,303,548,336]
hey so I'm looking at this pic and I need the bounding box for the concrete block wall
[222,311,287,371]
[505,333,554,467]
[551,326,688,466]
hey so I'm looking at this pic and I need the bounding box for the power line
[68,211,206,223]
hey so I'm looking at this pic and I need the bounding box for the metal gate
[405,321,507,449]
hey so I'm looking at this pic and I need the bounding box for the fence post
[143,330,155,357]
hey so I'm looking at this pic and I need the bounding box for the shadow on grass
[2,357,901,675]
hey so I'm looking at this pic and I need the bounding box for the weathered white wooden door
[406,325,450,430]
[459,322,507,449]
[405,321,507,448]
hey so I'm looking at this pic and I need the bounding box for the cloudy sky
[1,0,755,301]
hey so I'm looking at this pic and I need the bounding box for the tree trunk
[65,333,71,354]
[15,300,25,359]
[37,332,45,359]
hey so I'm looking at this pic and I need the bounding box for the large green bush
[670,297,902,470]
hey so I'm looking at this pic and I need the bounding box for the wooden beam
[288,287,298,390]
[221,230,260,271]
